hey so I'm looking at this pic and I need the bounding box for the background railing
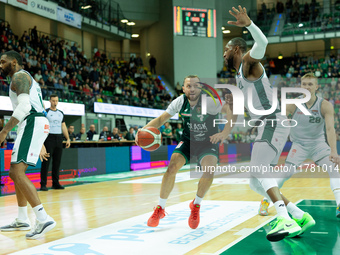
[48,0,132,34]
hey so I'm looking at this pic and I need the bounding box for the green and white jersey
[166,94,222,142]
[9,70,45,120]
[236,63,281,121]
[290,96,326,143]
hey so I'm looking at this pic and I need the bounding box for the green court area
[221,200,340,255]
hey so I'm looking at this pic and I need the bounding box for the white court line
[298,205,336,207]
[300,199,335,201]
[11,201,261,255]
[311,232,329,234]
[213,199,303,255]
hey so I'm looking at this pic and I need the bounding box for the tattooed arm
[2,72,31,134]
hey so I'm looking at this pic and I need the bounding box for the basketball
[137,127,162,151]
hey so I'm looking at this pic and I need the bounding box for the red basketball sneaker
[147,206,166,227]
[189,200,200,229]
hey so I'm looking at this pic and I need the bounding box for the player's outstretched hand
[40,145,50,162]
[228,5,251,27]
[329,152,340,166]
[210,131,229,144]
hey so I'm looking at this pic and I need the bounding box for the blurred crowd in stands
[259,0,320,23]
[0,20,174,111]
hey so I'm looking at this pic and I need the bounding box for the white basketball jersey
[236,63,281,120]
[9,70,45,120]
[290,96,326,143]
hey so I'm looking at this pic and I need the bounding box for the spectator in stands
[133,126,139,137]
[162,122,173,145]
[0,22,5,36]
[99,126,111,141]
[175,123,183,143]
[63,73,71,84]
[136,55,143,66]
[285,0,293,22]
[149,55,156,74]
[31,26,38,48]
[46,76,54,87]
[303,2,310,19]
[292,0,300,21]
[175,82,182,95]
[125,127,135,141]
[76,127,86,141]
[276,0,284,14]
[63,82,70,96]
[67,125,76,141]
[111,127,120,141]
[1,31,8,44]
[87,124,97,141]
[34,70,42,82]
[21,30,29,42]
[95,94,103,102]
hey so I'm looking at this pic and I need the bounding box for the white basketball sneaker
[0,218,31,231]
[25,215,56,239]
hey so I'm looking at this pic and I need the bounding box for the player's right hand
[228,5,251,27]
[210,131,229,144]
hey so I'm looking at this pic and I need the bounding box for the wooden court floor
[0,161,339,255]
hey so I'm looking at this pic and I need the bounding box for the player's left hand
[228,5,251,27]
[210,131,229,144]
[65,139,71,148]
[329,152,340,166]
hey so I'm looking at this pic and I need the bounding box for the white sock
[274,200,290,219]
[158,198,167,209]
[32,204,48,222]
[194,195,203,205]
[18,206,28,221]
[287,202,304,219]
[333,189,340,206]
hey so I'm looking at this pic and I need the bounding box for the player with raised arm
[0,51,56,239]
[210,6,314,241]
[258,73,340,218]
[137,75,223,229]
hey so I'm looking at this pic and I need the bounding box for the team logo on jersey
[197,114,204,122]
